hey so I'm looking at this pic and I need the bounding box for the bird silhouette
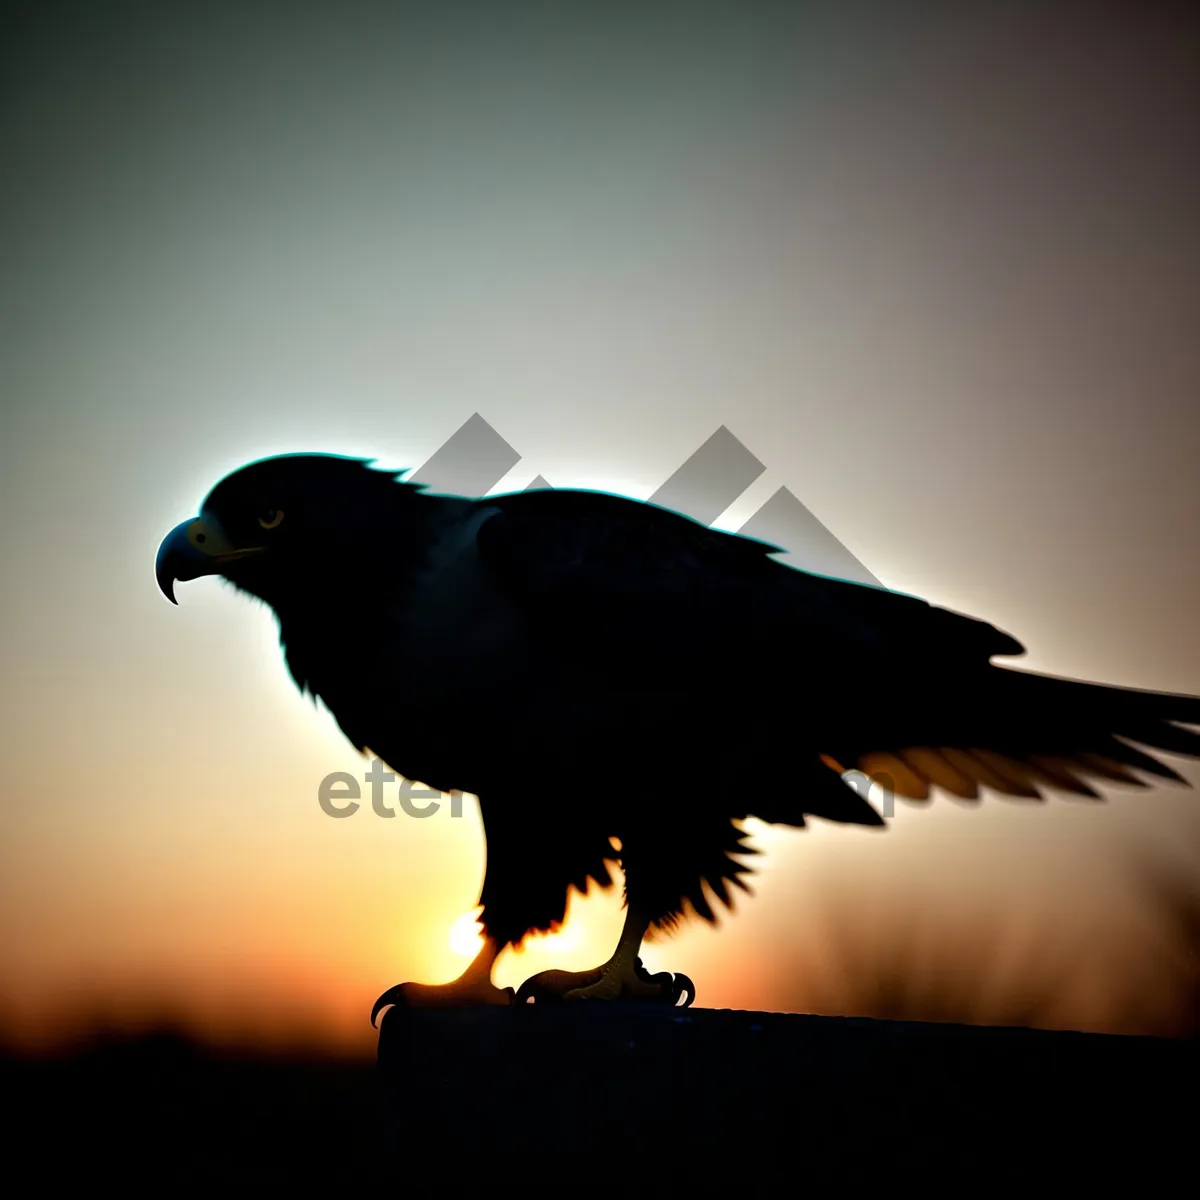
[155,453,1200,1017]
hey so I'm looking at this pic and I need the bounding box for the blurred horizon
[2,1,1199,1056]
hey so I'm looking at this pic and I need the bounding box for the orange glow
[449,909,486,958]
[3,0,1200,1065]
[4,797,1200,1055]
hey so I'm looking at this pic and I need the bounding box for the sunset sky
[2,2,1198,1057]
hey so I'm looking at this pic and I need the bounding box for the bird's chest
[277,552,540,783]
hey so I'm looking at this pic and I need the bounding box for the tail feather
[837,664,1200,803]
[1090,736,1189,784]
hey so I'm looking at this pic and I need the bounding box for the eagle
[155,453,1200,1019]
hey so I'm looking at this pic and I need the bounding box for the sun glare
[448,910,486,958]
[448,908,591,959]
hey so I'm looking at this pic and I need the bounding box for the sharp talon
[634,958,694,1005]
[515,977,542,1004]
[371,985,408,1028]
[518,960,696,1005]
[672,974,696,1007]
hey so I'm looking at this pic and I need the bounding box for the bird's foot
[371,973,513,1027]
[515,956,695,1007]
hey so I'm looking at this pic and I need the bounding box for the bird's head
[155,454,426,607]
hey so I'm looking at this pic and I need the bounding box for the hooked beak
[155,512,265,604]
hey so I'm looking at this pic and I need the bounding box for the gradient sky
[2,2,1198,1054]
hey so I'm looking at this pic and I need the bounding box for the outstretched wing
[475,487,1200,807]
[476,487,1021,676]
[820,664,1200,802]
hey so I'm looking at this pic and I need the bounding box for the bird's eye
[257,508,285,530]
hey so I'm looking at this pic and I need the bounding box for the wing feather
[473,487,1200,809]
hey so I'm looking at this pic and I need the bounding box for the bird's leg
[371,936,513,1026]
[515,904,695,1006]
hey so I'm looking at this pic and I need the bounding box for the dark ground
[4,1006,1194,1189]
